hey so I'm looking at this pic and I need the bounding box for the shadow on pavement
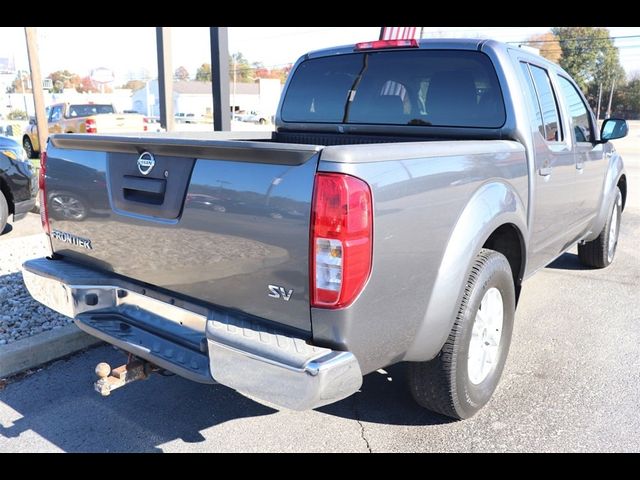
[0,348,451,451]
[322,364,455,427]
[0,347,276,452]
[546,252,589,271]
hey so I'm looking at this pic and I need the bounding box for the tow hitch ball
[94,356,159,396]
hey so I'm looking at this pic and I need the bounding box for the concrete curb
[0,323,102,379]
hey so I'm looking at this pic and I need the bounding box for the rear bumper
[207,316,362,410]
[21,257,362,410]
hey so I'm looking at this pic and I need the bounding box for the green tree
[47,70,81,93]
[174,66,190,81]
[7,109,28,120]
[552,27,626,116]
[6,72,32,93]
[525,32,562,64]
[552,27,623,92]
[195,63,212,82]
[610,74,640,119]
[229,52,254,82]
[120,80,146,91]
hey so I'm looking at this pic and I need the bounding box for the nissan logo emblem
[137,151,155,176]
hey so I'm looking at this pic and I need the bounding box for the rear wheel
[0,190,9,235]
[578,187,622,268]
[49,193,87,221]
[408,248,515,419]
[23,136,37,159]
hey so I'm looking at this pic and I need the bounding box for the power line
[507,34,640,44]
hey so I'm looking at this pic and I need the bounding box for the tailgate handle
[122,175,166,194]
[122,176,166,205]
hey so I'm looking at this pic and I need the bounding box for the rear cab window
[281,50,506,128]
[518,61,565,143]
[68,104,115,118]
[528,64,563,142]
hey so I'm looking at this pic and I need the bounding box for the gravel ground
[0,234,72,345]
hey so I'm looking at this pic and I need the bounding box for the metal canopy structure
[156,27,175,132]
[24,26,233,146]
[210,27,231,132]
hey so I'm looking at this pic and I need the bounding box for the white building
[131,79,283,118]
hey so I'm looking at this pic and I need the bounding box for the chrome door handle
[538,166,552,176]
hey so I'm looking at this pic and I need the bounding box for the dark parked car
[0,136,37,234]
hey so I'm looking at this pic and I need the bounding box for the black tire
[0,190,8,235]
[23,136,37,159]
[259,118,267,125]
[408,248,515,420]
[578,187,622,269]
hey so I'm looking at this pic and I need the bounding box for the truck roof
[304,38,559,71]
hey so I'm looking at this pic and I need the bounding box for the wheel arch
[586,152,625,242]
[482,223,526,301]
[403,180,528,362]
[618,174,627,212]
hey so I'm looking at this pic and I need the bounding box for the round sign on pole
[90,67,115,85]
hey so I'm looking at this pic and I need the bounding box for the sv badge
[268,285,293,301]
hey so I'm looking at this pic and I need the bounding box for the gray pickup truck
[23,38,628,420]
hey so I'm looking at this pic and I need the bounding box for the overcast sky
[1,27,639,84]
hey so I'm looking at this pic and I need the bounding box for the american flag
[379,27,418,40]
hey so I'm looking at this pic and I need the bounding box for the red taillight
[311,173,373,309]
[39,150,50,235]
[143,117,149,132]
[85,118,97,133]
[355,39,419,51]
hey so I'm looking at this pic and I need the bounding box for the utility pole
[210,27,231,131]
[606,76,616,119]
[596,83,603,122]
[24,28,48,158]
[156,27,174,132]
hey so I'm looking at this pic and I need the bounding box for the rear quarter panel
[312,140,528,374]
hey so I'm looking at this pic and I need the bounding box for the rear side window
[281,50,506,128]
[528,65,562,142]
[519,62,545,137]
[557,76,593,143]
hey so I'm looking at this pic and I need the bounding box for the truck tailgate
[44,134,322,332]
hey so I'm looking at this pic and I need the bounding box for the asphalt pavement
[0,148,638,452]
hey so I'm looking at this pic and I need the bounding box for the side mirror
[599,118,628,143]
[29,118,36,126]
